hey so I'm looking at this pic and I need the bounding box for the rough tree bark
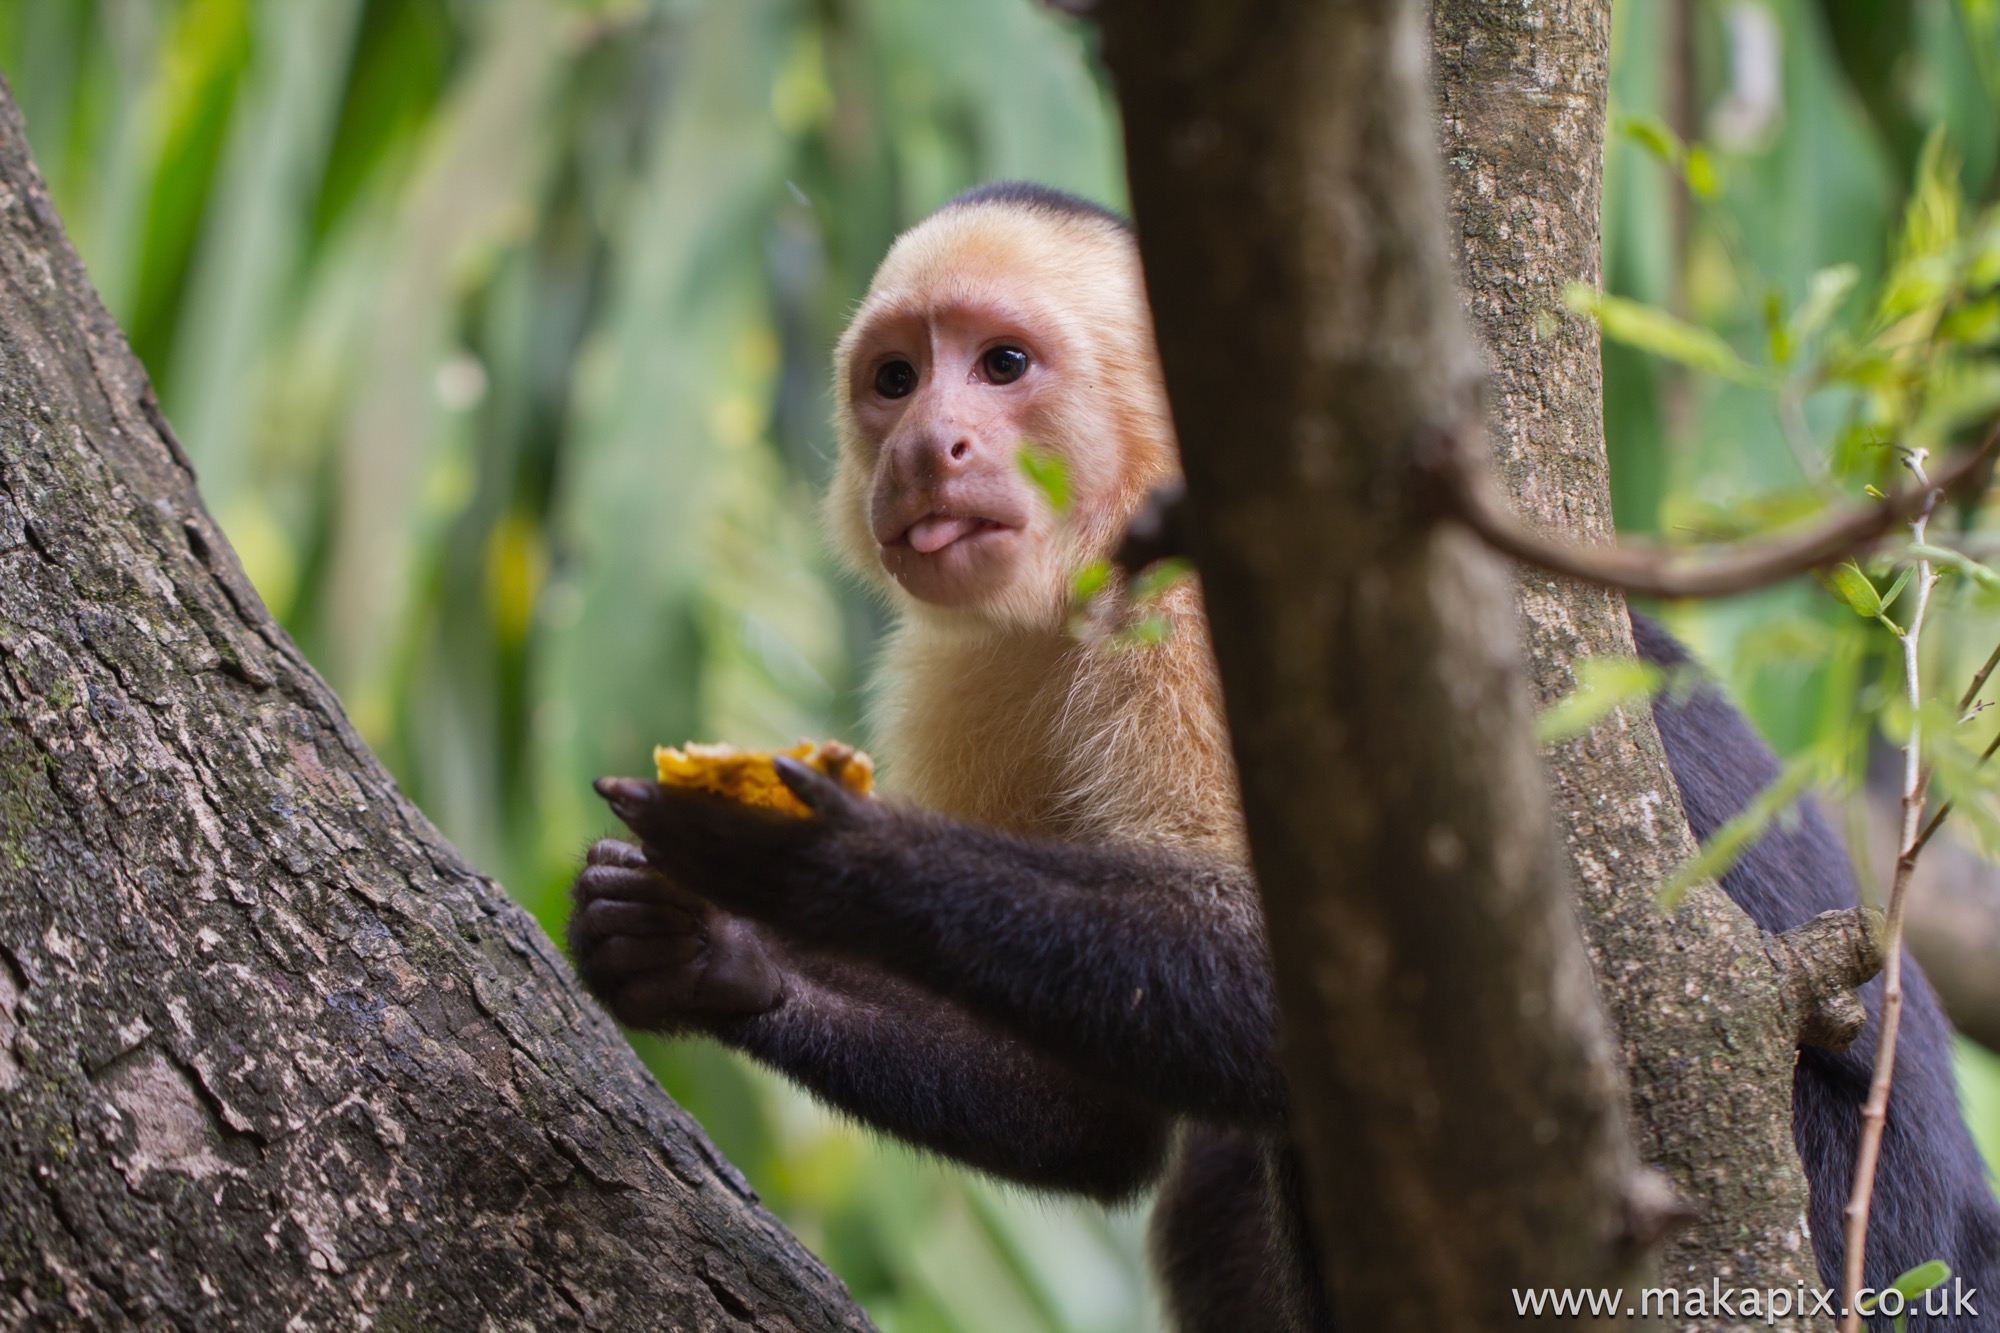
[1433,0,1832,1313]
[1100,1,1654,1328]
[0,83,869,1332]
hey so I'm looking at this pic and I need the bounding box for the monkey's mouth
[890,514,1016,556]
[878,511,1025,606]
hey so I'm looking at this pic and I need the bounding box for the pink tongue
[907,516,978,554]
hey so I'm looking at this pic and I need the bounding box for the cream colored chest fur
[871,588,1244,856]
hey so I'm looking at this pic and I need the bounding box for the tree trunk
[0,81,868,1333]
[1105,0,1838,1326]
[1433,0,1828,1311]
[1101,2,1651,1327]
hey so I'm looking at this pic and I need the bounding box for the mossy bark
[0,80,868,1333]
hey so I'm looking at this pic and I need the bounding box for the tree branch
[1418,423,1999,600]
[1762,907,1887,1051]
[1841,449,1945,1333]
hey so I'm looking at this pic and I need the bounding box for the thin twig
[1839,449,1944,1333]
[1419,422,1998,600]
[1956,639,2000,715]
[1908,725,2000,860]
[1897,609,2000,860]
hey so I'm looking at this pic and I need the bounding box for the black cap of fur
[940,181,1130,231]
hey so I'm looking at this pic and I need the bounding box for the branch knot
[1764,907,1886,1051]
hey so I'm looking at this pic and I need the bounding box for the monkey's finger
[587,933,701,982]
[595,775,793,846]
[586,838,648,869]
[572,898,696,940]
[594,777,664,832]
[573,863,702,911]
[772,755,859,820]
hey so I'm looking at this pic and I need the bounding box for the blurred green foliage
[1601,0,2000,1204]
[3,0,1998,1325]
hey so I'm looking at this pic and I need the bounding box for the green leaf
[1562,284,1768,386]
[1119,612,1173,648]
[1970,215,2000,290]
[1618,113,1683,165]
[1613,115,1720,199]
[1683,143,1722,200]
[1898,126,1962,263]
[1659,755,1825,910]
[1767,327,1793,367]
[1939,295,2000,348]
[1882,1253,1951,1331]
[1788,265,1861,344]
[1891,1259,1951,1300]
[1821,342,1900,391]
[1908,363,2000,451]
[1071,558,1112,603]
[1907,543,2000,594]
[1129,556,1193,604]
[1017,442,1071,514]
[1878,565,1914,613]
[1876,255,1956,324]
[1763,290,1792,365]
[1535,657,1666,746]
[1824,561,1884,617]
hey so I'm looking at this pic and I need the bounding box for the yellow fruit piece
[652,740,875,818]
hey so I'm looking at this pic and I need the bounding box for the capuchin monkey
[570,183,2000,1330]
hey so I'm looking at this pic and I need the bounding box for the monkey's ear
[773,755,865,822]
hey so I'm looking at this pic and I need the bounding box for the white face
[829,206,1176,629]
[842,296,1060,613]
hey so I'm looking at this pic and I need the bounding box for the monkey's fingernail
[593,776,654,810]
[772,755,836,810]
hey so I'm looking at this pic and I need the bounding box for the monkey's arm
[595,771,1289,1126]
[730,948,1171,1199]
[571,842,1171,1200]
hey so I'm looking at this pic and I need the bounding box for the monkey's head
[830,184,1178,630]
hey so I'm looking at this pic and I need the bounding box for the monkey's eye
[981,346,1030,385]
[874,359,918,399]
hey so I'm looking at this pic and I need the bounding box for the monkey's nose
[905,432,976,479]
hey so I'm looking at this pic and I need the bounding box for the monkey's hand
[568,838,785,1031]
[592,760,873,928]
[596,767,1293,1124]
